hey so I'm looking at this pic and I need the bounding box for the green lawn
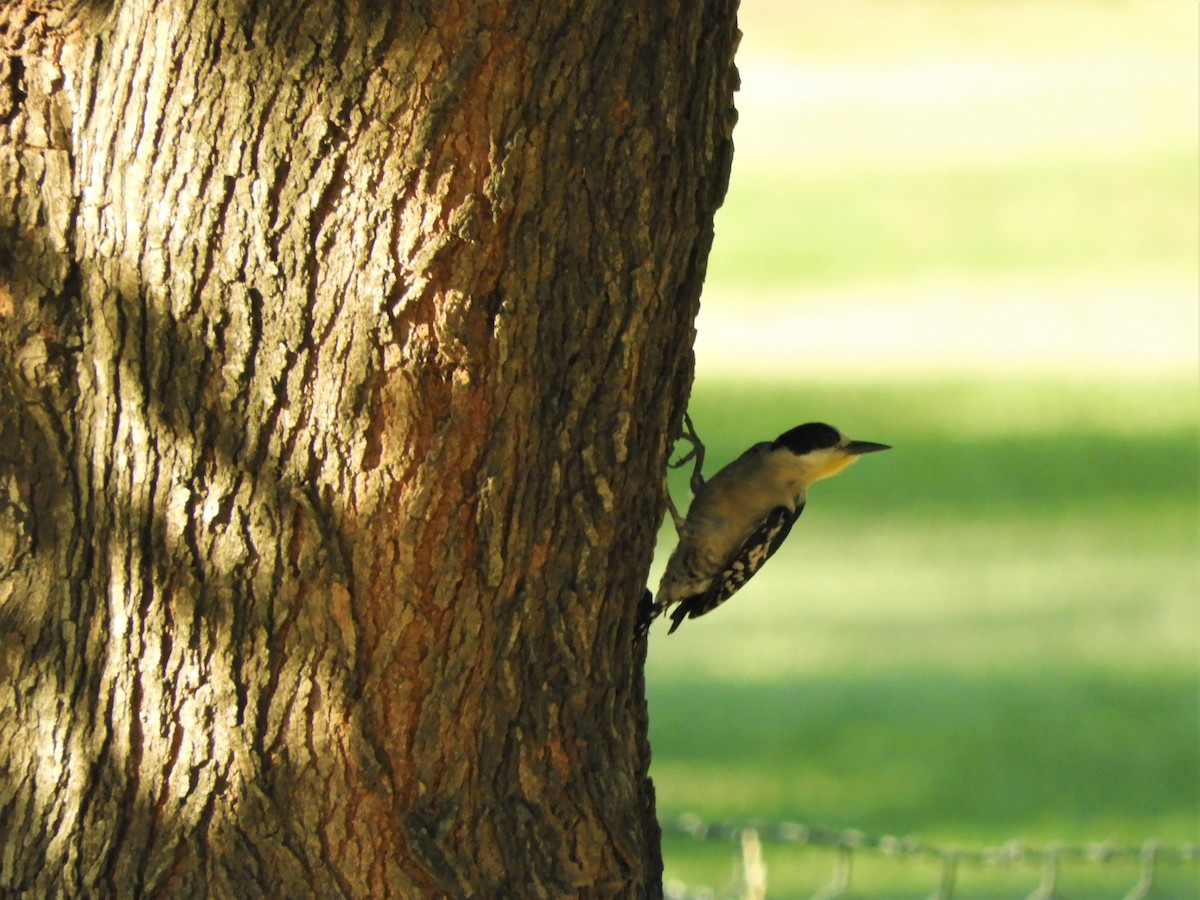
[651,2,1200,894]
[708,150,1199,292]
[646,378,1199,897]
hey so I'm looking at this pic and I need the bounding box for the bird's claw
[669,412,706,496]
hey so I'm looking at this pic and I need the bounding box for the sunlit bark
[0,1,737,894]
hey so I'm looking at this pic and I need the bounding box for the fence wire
[660,814,1199,900]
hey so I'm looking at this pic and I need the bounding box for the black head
[773,422,842,455]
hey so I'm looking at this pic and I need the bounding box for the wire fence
[660,815,1199,900]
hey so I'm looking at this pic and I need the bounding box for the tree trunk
[0,1,737,895]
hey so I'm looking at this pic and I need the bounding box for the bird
[645,416,890,634]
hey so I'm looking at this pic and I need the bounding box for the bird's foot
[668,412,706,496]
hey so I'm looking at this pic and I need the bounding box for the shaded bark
[0,0,737,895]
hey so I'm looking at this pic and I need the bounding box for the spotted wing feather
[667,502,804,633]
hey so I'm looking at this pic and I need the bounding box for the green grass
[660,834,1200,899]
[671,378,1199,517]
[654,3,1200,893]
[707,151,1200,291]
[740,0,1200,63]
[652,672,1198,833]
[648,377,1199,896]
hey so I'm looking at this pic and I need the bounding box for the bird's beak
[844,439,891,455]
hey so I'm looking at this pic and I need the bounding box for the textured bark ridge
[0,1,737,895]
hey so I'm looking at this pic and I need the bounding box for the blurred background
[647,1,1199,896]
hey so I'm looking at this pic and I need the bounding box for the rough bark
[0,1,737,896]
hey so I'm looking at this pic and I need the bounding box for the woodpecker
[645,416,890,634]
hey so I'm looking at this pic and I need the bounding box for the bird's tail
[635,589,661,639]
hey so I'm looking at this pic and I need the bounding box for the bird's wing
[668,501,805,633]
